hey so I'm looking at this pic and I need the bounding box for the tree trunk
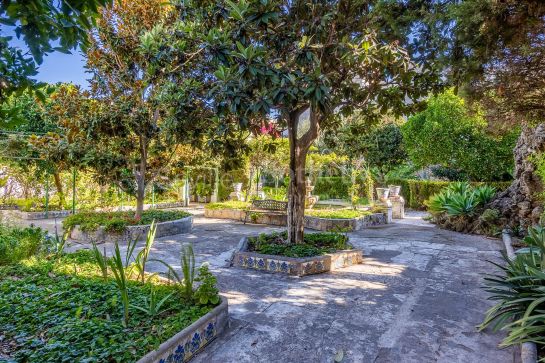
[488,123,545,228]
[53,172,66,208]
[135,135,148,220]
[287,107,320,244]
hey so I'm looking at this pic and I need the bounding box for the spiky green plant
[108,241,131,326]
[443,192,478,216]
[151,243,196,301]
[91,242,109,280]
[523,225,545,270]
[479,252,545,348]
[472,185,496,205]
[135,221,157,283]
[446,181,471,195]
[130,275,174,317]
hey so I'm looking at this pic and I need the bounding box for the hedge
[388,179,512,209]
[313,177,351,200]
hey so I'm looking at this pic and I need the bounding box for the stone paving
[5,208,514,362]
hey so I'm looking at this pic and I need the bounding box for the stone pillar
[389,196,405,219]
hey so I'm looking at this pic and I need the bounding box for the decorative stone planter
[388,185,401,197]
[70,216,193,244]
[137,297,228,363]
[204,208,388,231]
[376,187,390,201]
[233,237,363,277]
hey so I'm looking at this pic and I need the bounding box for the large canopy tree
[173,0,444,243]
[445,0,545,226]
[0,0,111,103]
[53,0,207,219]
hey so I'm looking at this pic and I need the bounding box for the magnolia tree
[55,0,210,219]
[157,0,442,243]
[206,1,443,243]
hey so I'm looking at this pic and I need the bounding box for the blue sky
[2,27,89,88]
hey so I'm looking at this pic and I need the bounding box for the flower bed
[65,210,193,243]
[204,203,388,231]
[0,251,225,362]
[233,232,363,276]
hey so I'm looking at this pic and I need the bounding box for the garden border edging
[204,208,388,231]
[69,216,193,244]
[137,297,228,363]
[232,237,363,276]
[501,230,538,363]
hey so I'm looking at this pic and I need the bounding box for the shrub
[248,231,350,257]
[426,183,496,218]
[479,228,545,348]
[314,177,351,200]
[305,209,371,219]
[0,225,45,265]
[63,210,191,233]
[205,201,250,210]
[388,179,511,209]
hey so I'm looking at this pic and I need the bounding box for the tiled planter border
[204,208,388,231]
[232,237,363,276]
[70,216,193,244]
[137,297,228,363]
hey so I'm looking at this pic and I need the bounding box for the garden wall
[388,179,512,210]
[70,216,193,244]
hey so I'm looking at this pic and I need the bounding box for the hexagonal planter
[137,297,228,363]
[232,237,363,277]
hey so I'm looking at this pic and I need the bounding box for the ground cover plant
[0,248,220,362]
[204,201,250,211]
[304,209,372,219]
[248,231,350,258]
[0,225,45,265]
[63,210,191,233]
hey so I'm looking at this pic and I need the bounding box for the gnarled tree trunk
[53,171,66,208]
[287,107,319,244]
[489,123,545,228]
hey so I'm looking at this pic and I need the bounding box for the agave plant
[472,185,496,205]
[443,192,478,216]
[480,252,545,348]
[446,181,471,195]
[522,225,545,270]
[425,190,451,214]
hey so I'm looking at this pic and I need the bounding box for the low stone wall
[70,216,193,244]
[205,208,388,231]
[153,201,186,209]
[4,209,73,220]
[137,297,228,363]
[233,237,363,277]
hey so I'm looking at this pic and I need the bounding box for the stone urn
[388,185,401,197]
[229,183,243,201]
[305,178,319,209]
[376,187,390,203]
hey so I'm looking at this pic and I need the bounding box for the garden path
[11,209,514,362]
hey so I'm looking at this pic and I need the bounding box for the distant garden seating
[250,199,288,212]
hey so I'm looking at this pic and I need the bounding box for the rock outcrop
[489,124,545,228]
